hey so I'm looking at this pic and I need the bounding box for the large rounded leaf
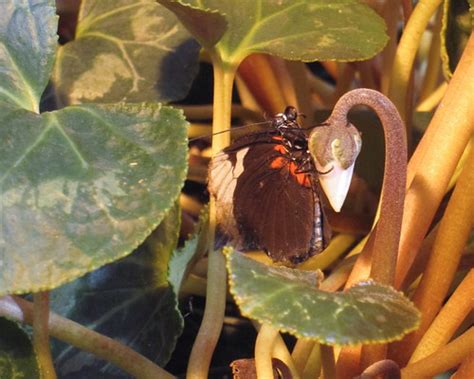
[0,102,188,295]
[158,0,388,64]
[53,0,200,105]
[0,0,57,112]
[227,250,420,345]
[50,203,183,377]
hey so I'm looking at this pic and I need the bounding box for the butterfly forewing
[209,126,331,264]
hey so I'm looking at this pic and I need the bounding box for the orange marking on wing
[270,141,312,188]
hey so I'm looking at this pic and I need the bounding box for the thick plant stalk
[409,270,474,363]
[400,328,474,378]
[331,89,406,373]
[255,324,280,378]
[33,292,57,379]
[388,0,443,121]
[396,33,474,288]
[0,296,174,379]
[328,89,406,286]
[292,339,315,376]
[187,60,236,378]
[238,54,287,115]
[390,147,474,364]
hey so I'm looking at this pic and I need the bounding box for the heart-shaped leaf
[50,203,183,377]
[158,0,388,64]
[52,0,200,105]
[226,249,420,345]
[0,102,188,295]
[0,0,57,112]
[0,318,39,379]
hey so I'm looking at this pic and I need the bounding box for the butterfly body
[209,107,331,264]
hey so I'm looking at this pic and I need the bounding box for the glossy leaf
[53,0,200,104]
[227,250,421,345]
[0,102,188,295]
[0,318,39,379]
[50,204,183,377]
[0,0,57,111]
[441,0,473,78]
[158,0,388,64]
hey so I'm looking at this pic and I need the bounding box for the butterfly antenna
[188,120,272,142]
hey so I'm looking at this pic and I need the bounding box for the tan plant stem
[302,343,321,379]
[292,339,315,376]
[415,81,447,111]
[179,104,263,123]
[272,335,300,378]
[388,0,442,121]
[238,54,287,115]
[268,57,298,110]
[380,0,401,95]
[409,270,474,363]
[255,324,280,379]
[320,344,336,379]
[395,33,474,288]
[400,328,474,378]
[419,9,443,102]
[451,351,474,379]
[33,292,57,379]
[0,296,174,379]
[187,59,236,378]
[390,146,474,364]
[285,61,314,124]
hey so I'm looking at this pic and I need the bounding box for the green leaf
[168,205,209,294]
[50,203,183,375]
[158,0,388,64]
[0,318,40,379]
[227,250,420,345]
[0,0,57,112]
[0,102,188,296]
[441,0,473,78]
[52,0,200,104]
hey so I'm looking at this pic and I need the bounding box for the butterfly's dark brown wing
[209,132,330,264]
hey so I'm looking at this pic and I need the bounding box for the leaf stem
[409,270,474,364]
[400,328,474,378]
[388,0,442,121]
[187,57,237,378]
[390,146,474,364]
[255,324,280,378]
[0,296,174,379]
[395,33,474,287]
[33,292,57,379]
[320,344,336,379]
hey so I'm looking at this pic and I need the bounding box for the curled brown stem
[355,359,401,379]
[328,89,407,286]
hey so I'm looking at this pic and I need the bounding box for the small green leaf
[0,102,188,295]
[0,318,40,379]
[0,0,57,112]
[158,0,388,64]
[441,0,473,78]
[52,0,200,104]
[51,204,183,375]
[227,250,420,345]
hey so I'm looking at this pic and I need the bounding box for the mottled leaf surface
[227,250,420,345]
[50,204,183,378]
[53,0,200,104]
[441,0,473,78]
[0,0,57,111]
[158,0,387,64]
[0,318,39,379]
[0,102,188,295]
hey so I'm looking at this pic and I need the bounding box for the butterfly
[208,106,333,265]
